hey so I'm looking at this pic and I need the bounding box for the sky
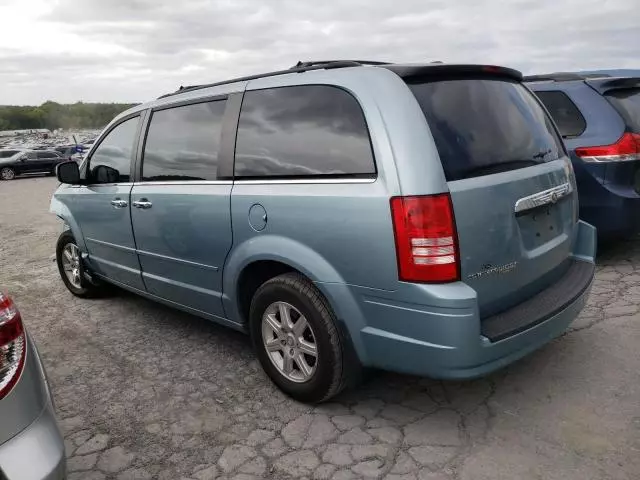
[0,0,638,105]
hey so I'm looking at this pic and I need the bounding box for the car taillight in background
[390,193,460,283]
[0,292,26,401]
[575,132,640,162]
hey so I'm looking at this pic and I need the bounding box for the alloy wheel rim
[1,168,14,180]
[61,243,82,289]
[261,301,318,383]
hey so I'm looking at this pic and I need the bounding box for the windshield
[0,150,19,159]
[408,78,564,181]
[605,88,640,132]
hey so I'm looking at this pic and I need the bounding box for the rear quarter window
[605,88,640,132]
[234,85,375,178]
[534,91,586,138]
[408,78,565,181]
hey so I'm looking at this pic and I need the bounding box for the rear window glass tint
[605,88,640,132]
[142,100,226,182]
[408,79,564,181]
[535,91,586,138]
[234,85,375,178]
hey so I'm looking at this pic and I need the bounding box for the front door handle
[132,199,153,209]
[110,198,128,208]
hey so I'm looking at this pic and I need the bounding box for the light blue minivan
[51,61,596,402]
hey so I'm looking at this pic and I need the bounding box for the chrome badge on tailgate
[514,182,573,214]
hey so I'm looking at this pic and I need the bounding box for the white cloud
[0,0,637,104]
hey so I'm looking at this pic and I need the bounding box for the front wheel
[250,273,349,403]
[56,232,104,298]
[0,167,15,180]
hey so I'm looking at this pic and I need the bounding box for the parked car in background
[0,292,66,479]
[51,61,596,402]
[53,146,78,161]
[527,73,640,239]
[0,150,65,180]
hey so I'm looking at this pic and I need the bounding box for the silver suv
[52,61,596,402]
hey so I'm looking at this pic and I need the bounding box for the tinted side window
[142,100,226,182]
[37,152,57,159]
[409,79,564,181]
[535,91,586,138]
[88,116,139,184]
[235,85,375,178]
[0,150,18,158]
[605,88,640,132]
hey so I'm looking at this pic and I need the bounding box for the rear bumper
[0,405,66,480]
[318,220,597,380]
[0,336,66,480]
[579,180,640,238]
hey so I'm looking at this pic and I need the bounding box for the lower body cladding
[0,336,65,480]
[318,221,597,379]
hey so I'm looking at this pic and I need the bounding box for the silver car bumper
[0,334,66,480]
[0,404,66,480]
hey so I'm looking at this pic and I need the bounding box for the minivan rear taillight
[575,132,640,162]
[390,194,460,283]
[0,293,25,401]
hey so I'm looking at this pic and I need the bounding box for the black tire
[0,167,15,181]
[56,231,104,298]
[250,273,349,403]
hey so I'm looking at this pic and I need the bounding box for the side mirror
[56,161,81,184]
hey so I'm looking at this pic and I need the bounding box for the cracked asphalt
[1,176,639,480]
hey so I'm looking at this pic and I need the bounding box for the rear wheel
[56,231,104,298]
[0,167,15,180]
[250,273,348,403]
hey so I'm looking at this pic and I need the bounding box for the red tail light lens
[575,132,640,162]
[0,292,25,401]
[390,194,460,283]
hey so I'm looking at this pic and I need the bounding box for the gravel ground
[1,176,639,480]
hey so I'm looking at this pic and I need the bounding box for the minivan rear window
[605,88,640,132]
[408,79,564,181]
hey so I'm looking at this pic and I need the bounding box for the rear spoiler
[586,77,640,94]
[381,64,523,83]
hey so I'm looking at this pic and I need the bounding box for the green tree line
[0,101,137,131]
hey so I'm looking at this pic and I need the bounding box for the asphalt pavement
[1,176,638,480]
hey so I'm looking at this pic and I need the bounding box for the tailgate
[405,72,577,317]
[450,159,577,317]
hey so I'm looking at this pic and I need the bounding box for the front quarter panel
[50,185,86,251]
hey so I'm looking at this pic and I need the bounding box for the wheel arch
[50,195,88,252]
[222,235,347,326]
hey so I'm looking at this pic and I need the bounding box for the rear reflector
[0,292,25,401]
[575,132,640,162]
[390,194,460,283]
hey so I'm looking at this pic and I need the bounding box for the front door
[130,99,232,319]
[67,115,145,290]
